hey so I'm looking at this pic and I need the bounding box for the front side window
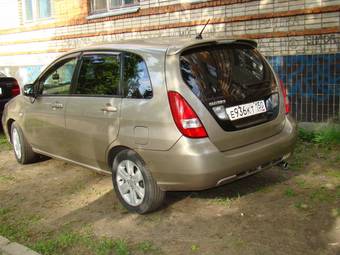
[90,0,139,14]
[75,54,120,96]
[41,58,77,95]
[24,0,52,22]
[122,53,152,99]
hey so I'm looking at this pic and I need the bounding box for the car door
[23,54,79,156]
[64,52,122,170]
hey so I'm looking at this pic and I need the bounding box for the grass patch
[0,208,134,255]
[335,185,340,199]
[310,187,334,203]
[32,232,130,255]
[113,239,130,255]
[0,133,11,151]
[137,241,159,254]
[295,179,308,189]
[191,244,199,252]
[0,206,158,255]
[289,142,313,170]
[0,216,31,242]
[0,207,11,216]
[325,170,340,179]
[0,174,15,182]
[210,197,236,207]
[33,232,80,255]
[284,187,297,197]
[298,127,340,145]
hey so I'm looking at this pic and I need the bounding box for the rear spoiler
[167,38,258,56]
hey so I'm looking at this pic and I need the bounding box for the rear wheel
[11,122,37,164]
[112,150,165,214]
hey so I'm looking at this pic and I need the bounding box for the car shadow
[47,165,295,230]
[163,166,294,208]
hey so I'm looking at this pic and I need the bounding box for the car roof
[64,37,257,57]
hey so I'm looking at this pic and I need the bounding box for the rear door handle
[101,105,117,112]
[51,102,64,109]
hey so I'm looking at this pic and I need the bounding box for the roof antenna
[195,19,210,40]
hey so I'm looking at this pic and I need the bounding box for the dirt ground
[0,134,339,255]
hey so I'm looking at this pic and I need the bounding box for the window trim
[22,0,53,23]
[87,0,140,20]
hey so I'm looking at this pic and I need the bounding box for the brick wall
[0,0,339,122]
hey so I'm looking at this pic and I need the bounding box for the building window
[90,0,139,14]
[23,0,52,22]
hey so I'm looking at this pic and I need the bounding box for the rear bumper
[137,115,297,191]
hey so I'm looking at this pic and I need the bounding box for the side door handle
[101,105,117,113]
[51,102,64,110]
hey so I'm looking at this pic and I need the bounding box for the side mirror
[23,84,35,97]
[52,73,59,80]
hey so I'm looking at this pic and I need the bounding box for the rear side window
[180,44,273,106]
[122,53,152,99]
[75,54,120,96]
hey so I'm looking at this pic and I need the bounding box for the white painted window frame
[22,0,53,23]
[88,0,140,19]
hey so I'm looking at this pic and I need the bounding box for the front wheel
[11,122,38,164]
[112,150,165,214]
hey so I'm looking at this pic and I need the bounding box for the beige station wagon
[2,38,297,213]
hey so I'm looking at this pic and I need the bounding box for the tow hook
[278,161,289,170]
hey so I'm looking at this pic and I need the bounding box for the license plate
[226,100,266,121]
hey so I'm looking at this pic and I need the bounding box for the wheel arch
[107,145,148,173]
[107,145,130,171]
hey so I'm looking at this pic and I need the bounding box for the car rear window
[180,44,273,107]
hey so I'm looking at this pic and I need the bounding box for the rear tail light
[168,91,208,138]
[11,80,20,97]
[279,80,290,114]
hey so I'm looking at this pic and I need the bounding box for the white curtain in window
[110,0,122,8]
[38,0,51,18]
[25,0,33,20]
[93,0,107,11]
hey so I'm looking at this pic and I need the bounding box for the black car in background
[0,72,20,121]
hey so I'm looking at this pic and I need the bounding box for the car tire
[112,149,165,214]
[11,122,38,164]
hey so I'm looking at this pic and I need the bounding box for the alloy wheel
[116,159,145,206]
[12,127,21,159]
